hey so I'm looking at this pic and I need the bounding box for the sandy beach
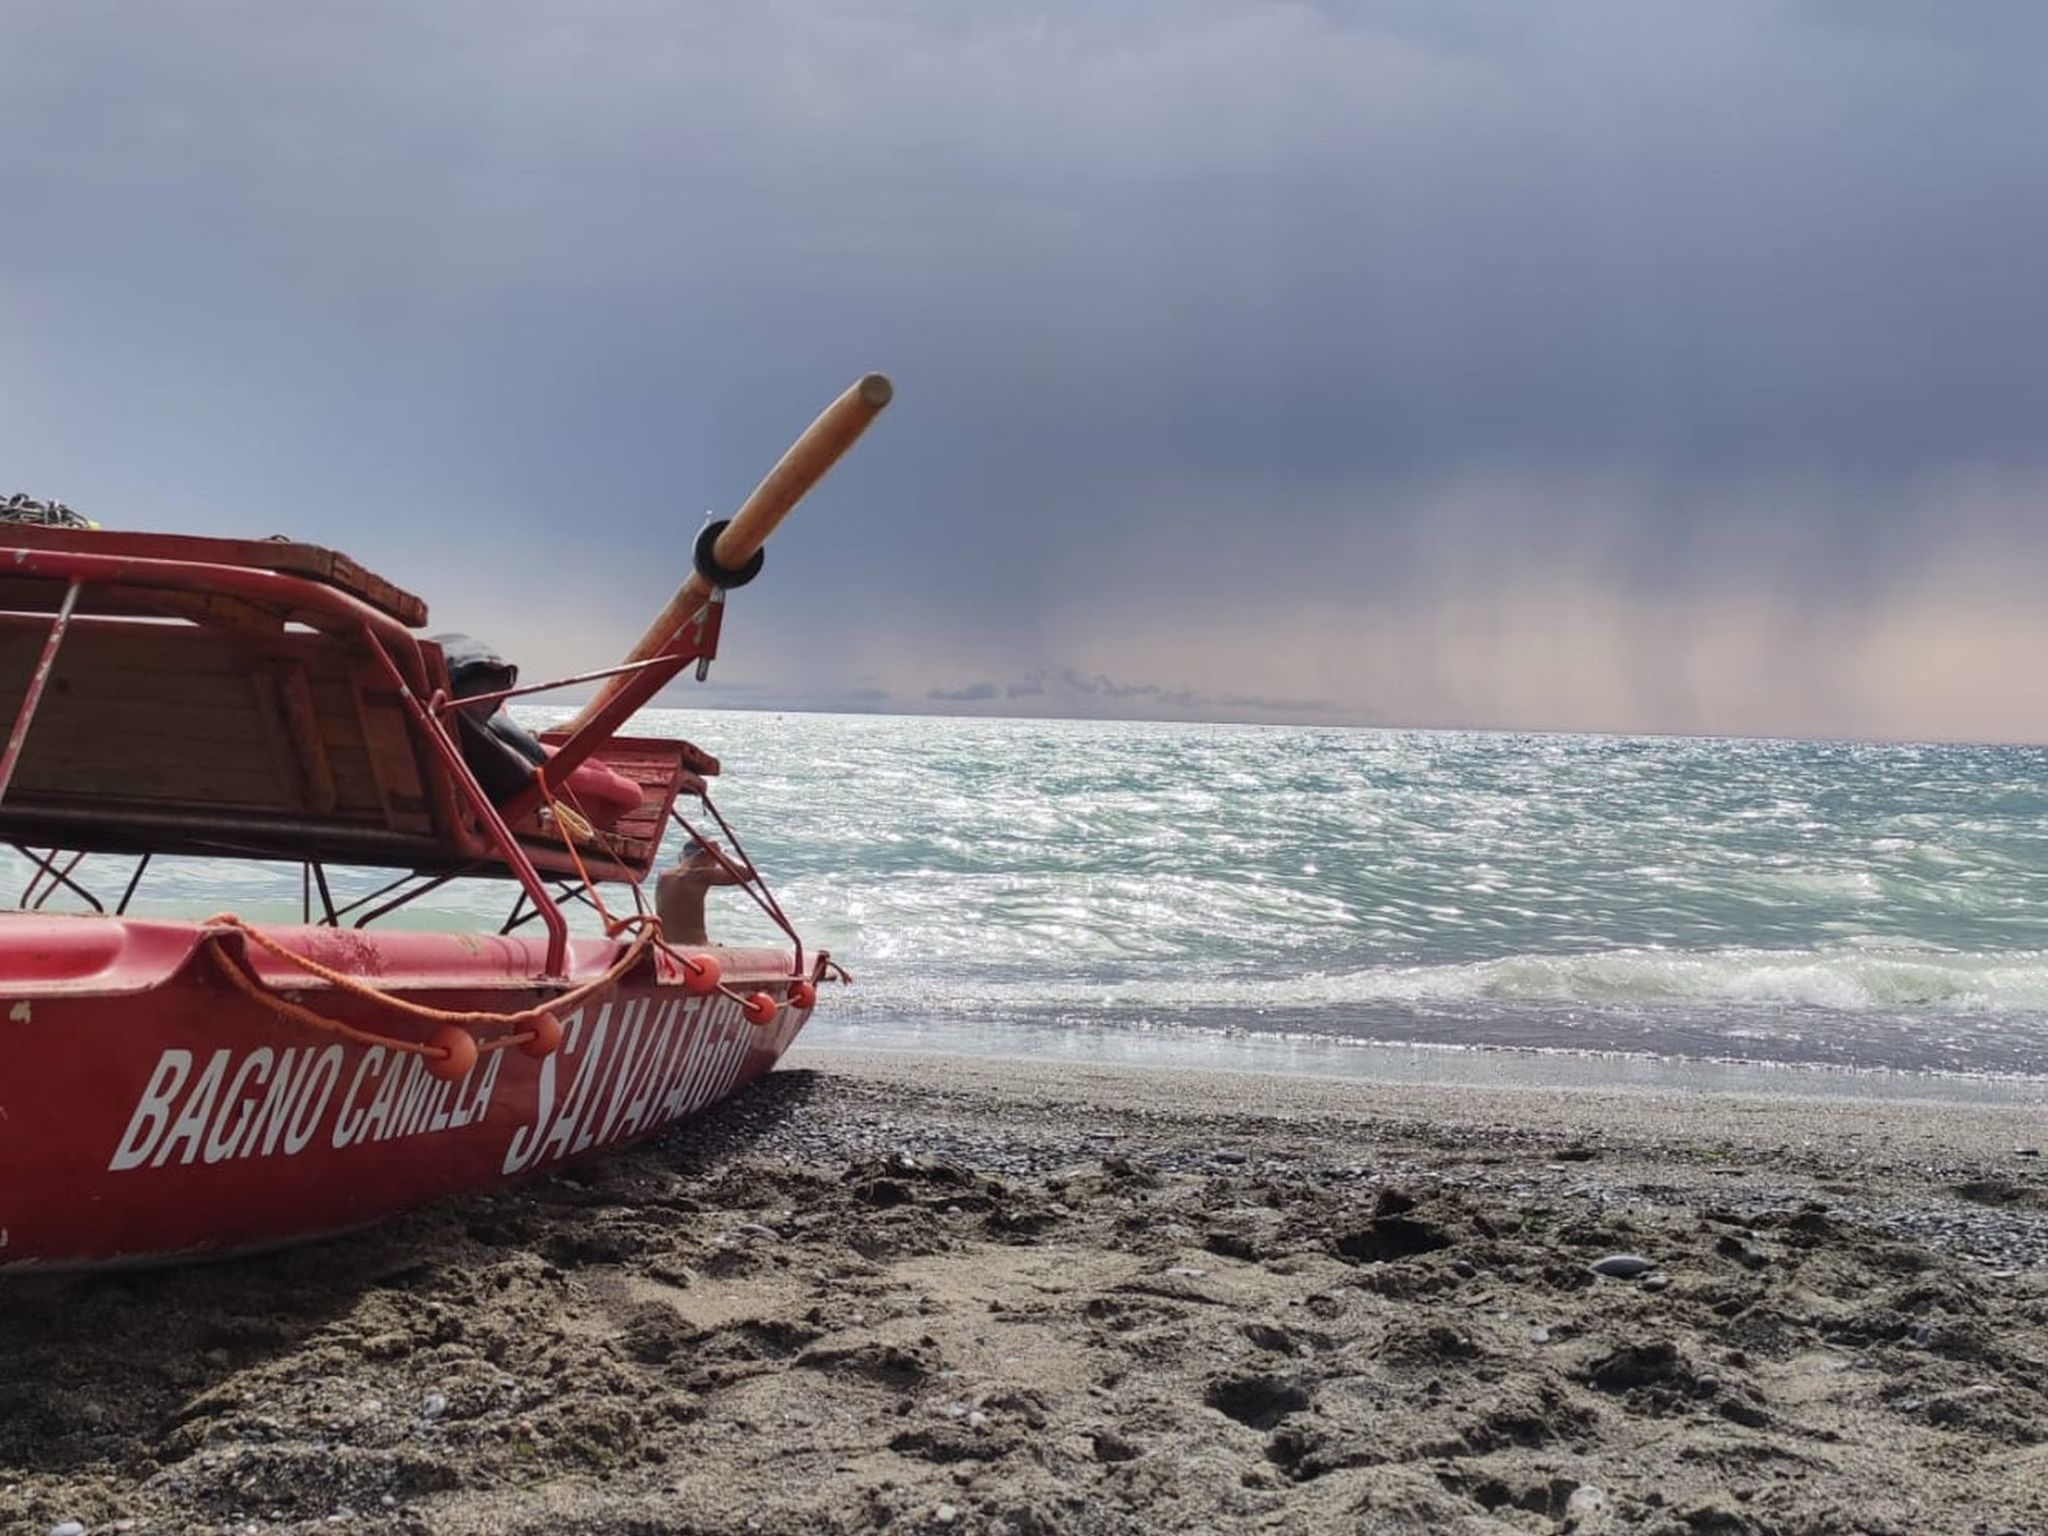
[4,1047,2046,1536]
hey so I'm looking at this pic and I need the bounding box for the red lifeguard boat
[0,374,891,1270]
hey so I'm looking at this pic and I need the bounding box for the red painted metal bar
[497,598,726,826]
[310,867,421,924]
[363,638,572,978]
[0,547,434,694]
[0,579,82,810]
[115,852,151,915]
[427,653,683,719]
[12,843,102,913]
[309,861,339,926]
[671,801,804,978]
[29,848,97,912]
[349,869,465,929]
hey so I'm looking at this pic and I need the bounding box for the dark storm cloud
[4,3,2046,735]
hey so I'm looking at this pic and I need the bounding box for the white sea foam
[846,946,2048,1016]
[10,709,2048,1076]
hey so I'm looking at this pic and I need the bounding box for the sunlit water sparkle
[11,711,2048,1097]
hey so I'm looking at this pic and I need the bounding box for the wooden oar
[559,372,892,737]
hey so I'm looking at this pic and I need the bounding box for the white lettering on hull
[105,991,780,1175]
[107,1036,500,1171]
[500,994,769,1177]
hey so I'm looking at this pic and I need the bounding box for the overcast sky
[6,2,2047,739]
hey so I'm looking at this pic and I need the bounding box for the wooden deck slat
[0,526,428,626]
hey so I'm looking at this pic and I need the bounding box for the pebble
[1590,1254,1656,1279]
[1529,1326,1552,1345]
[1211,1149,1249,1166]
[49,1523,85,1536]
[1451,1259,1478,1279]
[422,1391,448,1420]
[1566,1487,1607,1517]
[1641,1273,1672,1292]
[935,1503,960,1524]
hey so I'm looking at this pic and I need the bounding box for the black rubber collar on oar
[693,519,765,590]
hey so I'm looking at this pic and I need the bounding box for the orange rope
[534,768,728,990]
[206,755,799,1062]
[207,941,454,1058]
[534,772,626,933]
[202,912,659,1060]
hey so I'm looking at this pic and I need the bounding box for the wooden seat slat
[0,526,427,627]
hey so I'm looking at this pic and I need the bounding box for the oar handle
[558,373,892,737]
[715,372,892,574]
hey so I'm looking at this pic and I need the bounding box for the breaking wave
[993,946,2048,1015]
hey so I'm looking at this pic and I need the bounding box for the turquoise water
[11,711,2048,1087]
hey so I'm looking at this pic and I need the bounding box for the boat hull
[0,917,812,1271]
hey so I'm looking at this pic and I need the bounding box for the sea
[14,711,2048,1104]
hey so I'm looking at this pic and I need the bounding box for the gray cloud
[5,3,2047,737]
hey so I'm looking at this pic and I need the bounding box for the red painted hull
[0,916,811,1270]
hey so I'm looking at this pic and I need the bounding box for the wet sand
[3,1047,2046,1535]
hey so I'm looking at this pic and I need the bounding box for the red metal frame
[0,545,435,684]
[0,579,81,807]
[0,547,581,976]
[371,656,571,978]
[503,595,727,823]
[0,534,798,987]
[0,530,833,1274]
[427,653,683,720]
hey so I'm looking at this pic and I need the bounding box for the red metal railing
[0,546,577,977]
[0,578,81,806]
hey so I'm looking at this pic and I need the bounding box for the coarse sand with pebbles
[3,1048,2047,1536]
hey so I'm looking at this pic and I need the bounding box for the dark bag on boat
[436,633,550,804]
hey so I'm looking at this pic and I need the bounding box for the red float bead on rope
[741,991,778,1026]
[522,1011,565,1058]
[428,1024,479,1081]
[787,979,817,1011]
[681,952,722,996]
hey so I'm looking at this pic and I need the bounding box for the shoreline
[791,1043,2048,1159]
[805,1019,2048,1108]
[3,1047,2044,1534]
